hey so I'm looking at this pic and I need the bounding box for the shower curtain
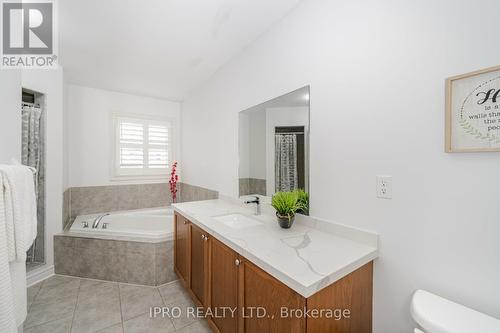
[275,134,298,192]
[21,105,44,264]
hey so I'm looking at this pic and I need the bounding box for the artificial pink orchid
[169,161,179,203]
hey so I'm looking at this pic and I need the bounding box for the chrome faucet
[92,213,110,229]
[244,196,261,215]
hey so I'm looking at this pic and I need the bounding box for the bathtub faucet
[92,213,110,229]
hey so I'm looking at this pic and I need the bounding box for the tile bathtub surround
[62,182,218,228]
[178,182,218,203]
[68,183,173,222]
[25,275,212,333]
[238,178,266,197]
[54,235,176,286]
[63,188,70,229]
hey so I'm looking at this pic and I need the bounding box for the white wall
[0,71,22,163]
[66,84,181,187]
[181,0,500,331]
[240,108,267,180]
[239,108,267,182]
[22,69,65,276]
[63,83,69,190]
[238,113,250,179]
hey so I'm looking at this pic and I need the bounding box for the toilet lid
[411,290,500,333]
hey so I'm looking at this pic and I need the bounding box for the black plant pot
[296,209,309,216]
[276,213,295,229]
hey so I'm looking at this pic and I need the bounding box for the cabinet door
[306,262,373,333]
[210,238,240,333]
[174,213,190,285]
[241,260,306,333]
[190,224,209,307]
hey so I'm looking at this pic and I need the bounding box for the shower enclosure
[238,86,310,198]
[274,126,305,192]
[22,89,46,270]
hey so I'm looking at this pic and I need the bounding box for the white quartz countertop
[172,198,378,298]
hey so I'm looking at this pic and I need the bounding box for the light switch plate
[376,175,392,199]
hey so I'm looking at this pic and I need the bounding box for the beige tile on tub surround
[239,177,266,196]
[178,182,218,203]
[156,241,176,285]
[58,182,218,285]
[62,188,70,229]
[68,183,173,221]
[54,235,175,286]
[62,182,218,229]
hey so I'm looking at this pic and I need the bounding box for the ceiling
[59,0,302,101]
[241,86,310,115]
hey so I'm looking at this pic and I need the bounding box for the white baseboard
[27,264,54,287]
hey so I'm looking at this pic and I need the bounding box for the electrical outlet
[376,175,392,199]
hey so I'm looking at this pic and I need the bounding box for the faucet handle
[244,196,260,204]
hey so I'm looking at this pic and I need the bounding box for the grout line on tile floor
[55,273,180,289]
[68,278,82,333]
[27,281,43,313]
[117,283,125,333]
[26,275,189,333]
[180,320,203,332]
[156,281,178,331]
[157,279,180,289]
[24,314,74,331]
[96,322,123,333]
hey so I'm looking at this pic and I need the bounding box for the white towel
[2,176,15,262]
[0,176,18,333]
[0,165,37,262]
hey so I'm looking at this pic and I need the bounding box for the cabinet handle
[183,220,187,224]
[204,235,209,241]
[235,259,240,266]
[201,234,205,240]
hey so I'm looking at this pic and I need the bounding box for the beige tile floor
[25,275,212,333]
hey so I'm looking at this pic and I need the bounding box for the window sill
[110,174,169,182]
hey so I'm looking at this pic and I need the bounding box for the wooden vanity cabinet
[174,213,190,286]
[173,212,373,333]
[209,237,241,333]
[306,261,373,333]
[190,223,210,307]
[240,260,306,333]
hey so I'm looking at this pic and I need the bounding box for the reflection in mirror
[238,86,309,213]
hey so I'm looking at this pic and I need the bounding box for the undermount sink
[213,213,263,229]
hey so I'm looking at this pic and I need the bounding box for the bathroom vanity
[172,199,378,333]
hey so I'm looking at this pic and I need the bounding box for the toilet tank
[411,290,500,333]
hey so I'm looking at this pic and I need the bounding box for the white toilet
[411,290,500,333]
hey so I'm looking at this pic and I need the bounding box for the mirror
[238,86,310,211]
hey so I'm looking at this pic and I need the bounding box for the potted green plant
[271,191,304,229]
[295,189,309,215]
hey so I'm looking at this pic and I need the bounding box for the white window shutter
[119,147,144,168]
[114,116,172,177]
[148,124,169,168]
[119,122,145,168]
[120,122,144,144]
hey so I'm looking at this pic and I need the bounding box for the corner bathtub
[56,207,176,285]
[70,207,174,241]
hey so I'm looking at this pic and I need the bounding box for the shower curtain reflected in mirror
[22,104,45,268]
[275,133,298,192]
[238,86,309,200]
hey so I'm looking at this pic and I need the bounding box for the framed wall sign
[446,65,500,152]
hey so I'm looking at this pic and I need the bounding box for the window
[112,115,174,179]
